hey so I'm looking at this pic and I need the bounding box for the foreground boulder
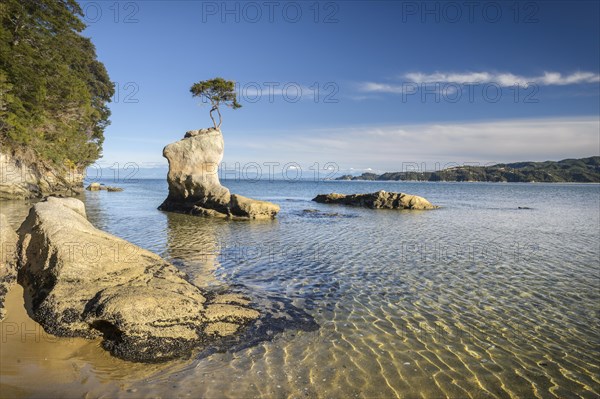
[158,128,279,219]
[0,213,18,320]
[17,197,259,362]
[312,190,438,210]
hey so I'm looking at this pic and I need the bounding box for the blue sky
[80,1,600,175]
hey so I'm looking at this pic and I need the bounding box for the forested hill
[0,0,114,169]
[336,157,600,183]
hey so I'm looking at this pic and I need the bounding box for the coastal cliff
[0,151,83,199]
[0,0,113,200]
[159,128,279,219]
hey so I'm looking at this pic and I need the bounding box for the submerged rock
[158,128,279,219]
[17,197,259,362]
[312,190,438,210]
[0,213,18,320]
[86,182,124,192]
[299,209,356,219]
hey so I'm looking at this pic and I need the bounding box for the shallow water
[1,180,599,398]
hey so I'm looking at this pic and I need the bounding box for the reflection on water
[1,180,599,398]
[164,211,223,287]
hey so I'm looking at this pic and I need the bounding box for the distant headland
[336,157,600,183]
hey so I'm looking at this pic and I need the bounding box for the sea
[0,179,598,398]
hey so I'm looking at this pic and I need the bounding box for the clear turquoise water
[2,180,599,398]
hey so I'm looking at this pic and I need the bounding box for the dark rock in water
[17,197,260,362]
[192,289,320,359]
[299,209,355,219]
[158,128,279,220]
[86,182,102,191]
[312,190,438,210]
[86,182,123,192]
[0,213,18,320]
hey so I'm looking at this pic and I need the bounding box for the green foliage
[190,77,241,128]
[0,0,114,168]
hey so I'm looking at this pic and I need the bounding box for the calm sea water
[1,179,599,398]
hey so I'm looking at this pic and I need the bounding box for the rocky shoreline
[3,197,261,362]
[0,127,322,363]
[0,128,441,364]
[0,151,84,200]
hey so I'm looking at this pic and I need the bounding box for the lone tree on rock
[190,77,241,129]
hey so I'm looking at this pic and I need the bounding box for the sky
[79,0,600,176]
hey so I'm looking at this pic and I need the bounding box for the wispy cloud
[99,117,599,171]
[359,82,406,94]
[405,71,600,86]
[360,71,600,93]
[222,117,600,170]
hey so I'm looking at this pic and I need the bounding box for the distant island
[336,157,600,183]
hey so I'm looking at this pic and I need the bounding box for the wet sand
[0,284,190,398]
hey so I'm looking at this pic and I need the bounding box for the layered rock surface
[312,190,438,210]
[158,128,279,219]
[0,151,83,199]
[17,197,259,362]
[0,213,18,320]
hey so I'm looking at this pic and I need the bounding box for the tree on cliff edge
[190,78,241,129]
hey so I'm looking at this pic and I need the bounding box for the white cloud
[406,71,600,86]
[361,71,600,93]
[358,82,406,94]
[222,117,600,170]
[99,118,599,172]
[358,81,457,95]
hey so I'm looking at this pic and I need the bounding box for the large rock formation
[0,151,83,199]
[0,213,18,320]
[158,128,279,219]
[17,197,259,362]
[312,190,438,210]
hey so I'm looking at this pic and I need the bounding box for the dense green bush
[0,0,114,169]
